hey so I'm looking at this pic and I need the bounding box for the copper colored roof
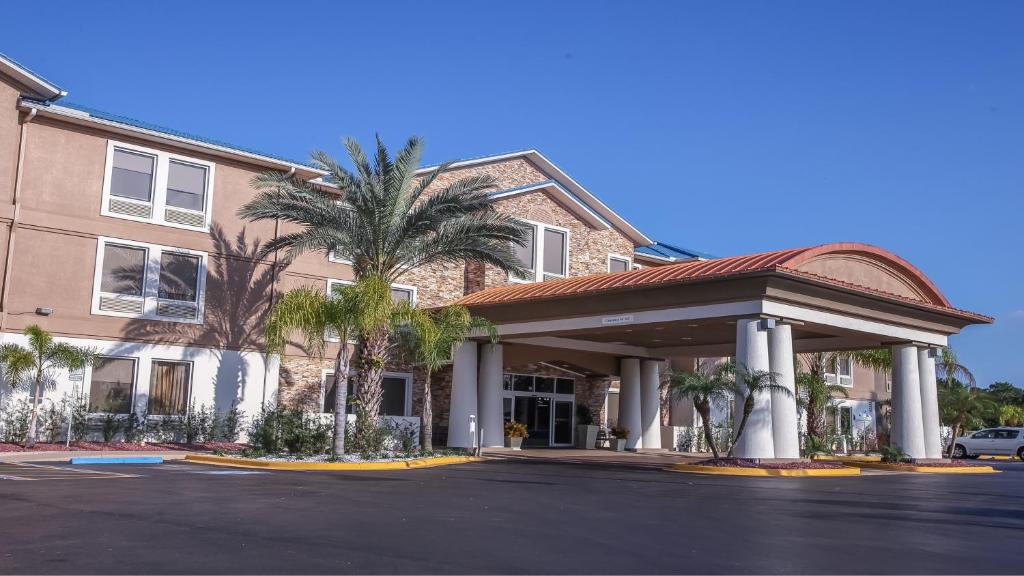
[455,242,991,323]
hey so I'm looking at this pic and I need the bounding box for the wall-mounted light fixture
[35,307,53,316]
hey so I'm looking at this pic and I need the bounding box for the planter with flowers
[504,421,528,450]
[609,426,629,451]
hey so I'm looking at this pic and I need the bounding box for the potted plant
[609,426,629,451]
[575,405,598,449]
[504,421,528,450]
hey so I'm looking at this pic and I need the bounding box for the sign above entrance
[601,314,635,326]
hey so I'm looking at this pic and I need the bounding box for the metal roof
[635,241,715,261]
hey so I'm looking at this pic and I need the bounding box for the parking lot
[1,457,1021,574]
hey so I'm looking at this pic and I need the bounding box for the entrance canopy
[457,242,990,360]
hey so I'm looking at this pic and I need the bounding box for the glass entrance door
[553,400,574,446]
[514,396,551,448]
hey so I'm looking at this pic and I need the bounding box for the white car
[951,428,1024,460]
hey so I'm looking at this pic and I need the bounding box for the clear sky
[5,1,1021,387]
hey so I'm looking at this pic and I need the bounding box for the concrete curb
[851,461,999,474]
[0,451,192,463]
[184,453,482,470]
[669,463,862,477]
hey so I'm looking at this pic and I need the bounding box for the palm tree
[794,371,848,453]
[404,305,496,451]
[936,347,975,389]
[667,361,734,458]
[729,364,791,458]
[0,325,94,447]
[265,275,408,456]
[940,382,997,457]
[239,136,527,424]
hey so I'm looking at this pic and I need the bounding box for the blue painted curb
[69,456,164,465]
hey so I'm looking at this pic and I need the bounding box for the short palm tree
[404,305,496,451]
[240,136,527,423]
[265,275,409,456]
[795,371,848,453]
[0,325,94,447]
[729,364,790,458]
[668,361,734,458]
[940,382,997,456]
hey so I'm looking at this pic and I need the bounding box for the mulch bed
[0,442,246,453]
[884,460,983,468]
[693,458,846,470]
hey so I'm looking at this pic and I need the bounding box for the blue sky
[5,1,1021,387]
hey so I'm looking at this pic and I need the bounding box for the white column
[447,342,479,449]
[891,344,926,459]
[640,359,662,450]
[733,318,774,458]
[768,323,800,458]
[477,343,504,448]
[618,358,642,450]
[918,347,942,459]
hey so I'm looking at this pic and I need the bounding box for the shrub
[69,393,89,442]
[1,399,31,444]
[182,402,215,444]
[346,417,394,460]
[100,413,123,442]
[214,403,243,442]
[123,413,146,443]
[504,421,528,438]
[880,444,910,464]
[40,397,68,443]
[248,403,331,456]
[610,425,630,439]
[575,405,594,426]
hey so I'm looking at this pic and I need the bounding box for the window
[88,357,136,414]
[148,360,192,415]
[323,371,411,416]
[93,237,207,323]
[102,141,215,231]
[972,430,995,439]
[505,373,575,395]
[390,284,416,304]
[511,220,569,283]
[608,255,631,273]
[327,202,355,264]
[825,357,853,387]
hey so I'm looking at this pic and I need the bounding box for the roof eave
[0,55,65,101]
[18,99,326,178]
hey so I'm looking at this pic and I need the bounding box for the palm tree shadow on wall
[121,223,278,414]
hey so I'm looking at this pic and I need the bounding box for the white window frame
[825,357,854,388]
[390,282,417,305]
[91,236,208,324]
[85,355,139,415]
[607,254,632,273]
[320,368,413,417]
[327,200,354,264]
[510,218,571,283]
[101,140,216,232]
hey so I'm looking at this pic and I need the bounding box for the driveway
[1,457,1020,574]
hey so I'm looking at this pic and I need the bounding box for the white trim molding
[509,218,571,284]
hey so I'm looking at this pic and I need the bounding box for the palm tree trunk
[355,327,389,427]
[697,403,719,459]
[421,367,433,452]
[727,397,755,458]
[331,344,351,456]
[947,417,964,457]
[25,369,42,447]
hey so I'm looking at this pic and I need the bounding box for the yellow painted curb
[184,453,481,471]
[669,463,861,477]
[853,461,999,474]
[833,455,883,462]
[977,455,1013,461]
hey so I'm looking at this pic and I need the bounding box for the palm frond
[0,343,35,390]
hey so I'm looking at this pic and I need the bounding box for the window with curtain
[88,357,136,414]
[513,224,536,276]
[148,360,192,415]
